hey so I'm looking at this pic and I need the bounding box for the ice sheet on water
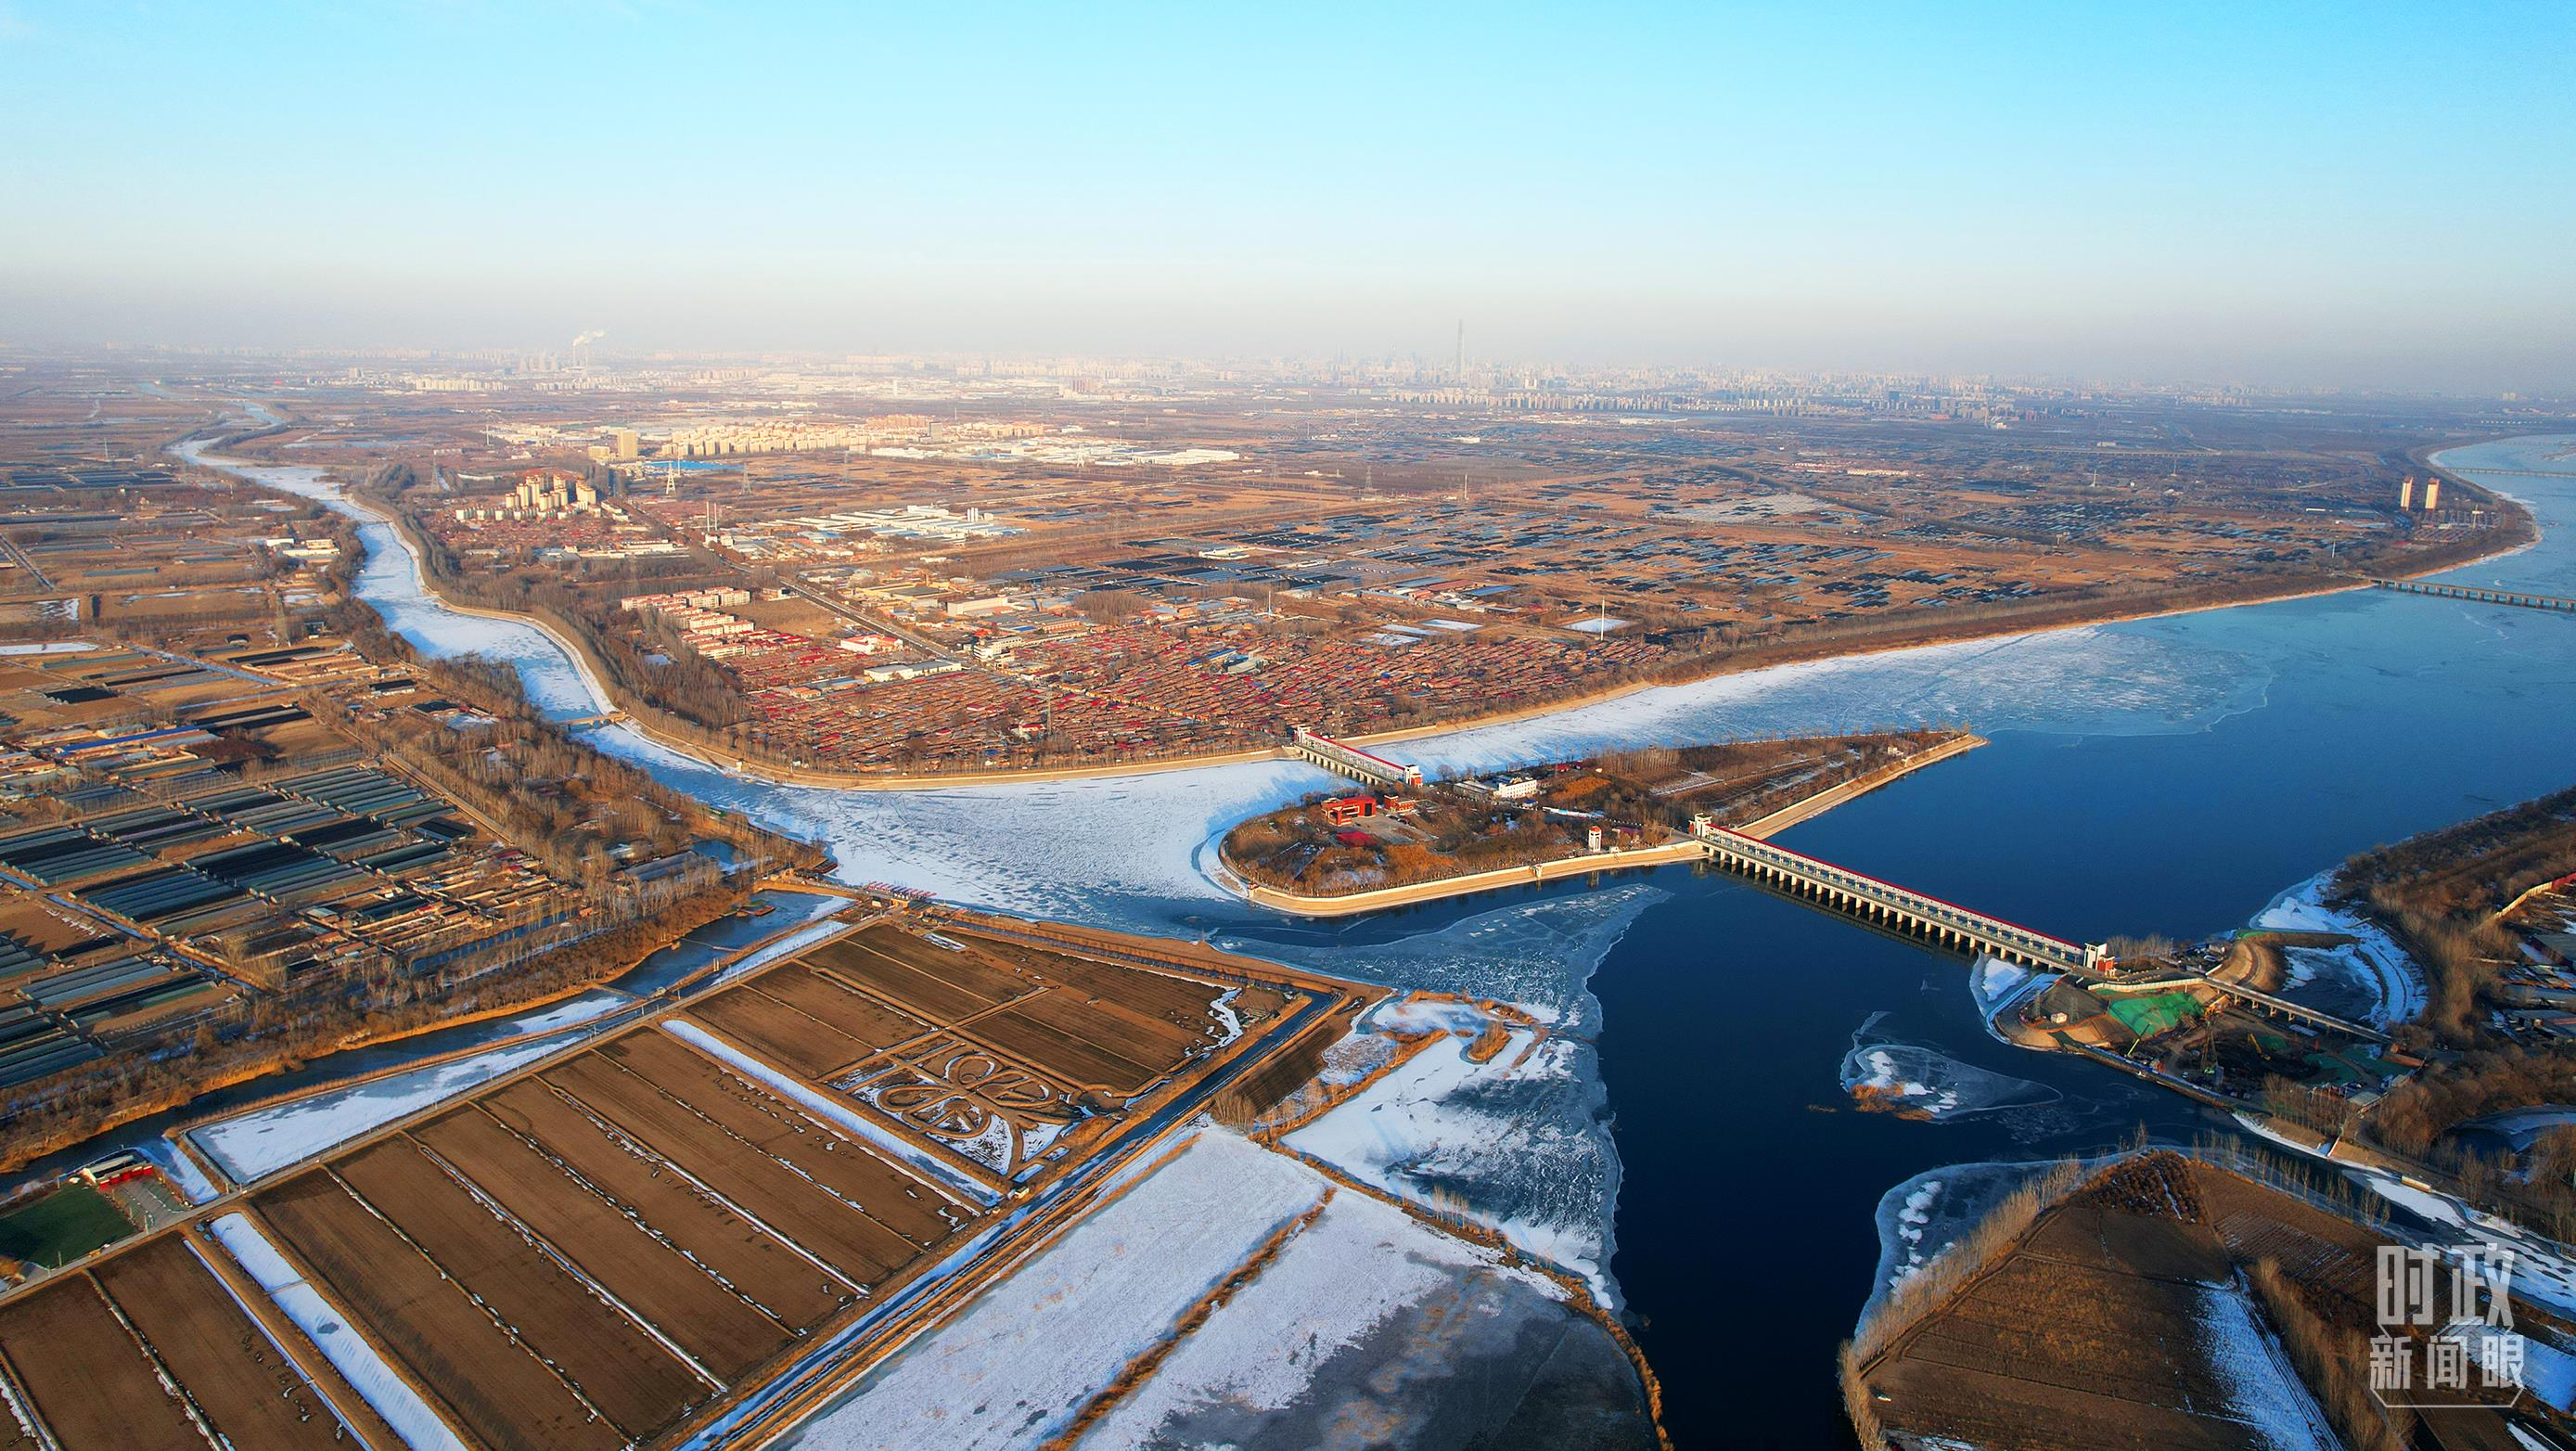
[1861,1159,2063,1325]
[1397,622,2266,780]
[1285,1016,1616,1301]
[584,724,1333,923]
[1968,956,2058,1040]
[1226,882,1669,1030]
[2255,870,2429,1029]
[1241,892,1663,1304]
[580,620,2261,918]
[1841,1011,2058,1122]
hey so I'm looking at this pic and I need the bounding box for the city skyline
[4,2,2573,391]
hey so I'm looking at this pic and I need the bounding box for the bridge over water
[1687,819,2108,973]
[1286,726,1423,790]
[2370,578,2576,614]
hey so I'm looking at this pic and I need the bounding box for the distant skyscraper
[2399,476,2415,509]
[1455,320,1465,382]
[2423,478,2441,511]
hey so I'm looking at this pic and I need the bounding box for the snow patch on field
[144,1137,222,1203]
[189,1032,579,1184]
[2255,871,2429,1028]
[2225,1117,2576,1326]
[498,989,627,1035]
[2354,1170,2576,1317]
[2195,1280,2340,1450]
[2439,1321,2576,1412]
[1281,1000,1610,1300]
[207,1213,468,1451]
[775,1130,1322,1450]
[712,921,851,986]
[1077,1180,1558,1445]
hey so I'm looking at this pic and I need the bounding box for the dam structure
[2370,578,2576,614]
[1286,726,1425,790]
[1687,817,2108,973]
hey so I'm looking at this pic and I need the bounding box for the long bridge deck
[2370,578,2576,613]
[2184,971,2389,1045]
[1688,819,2106,973]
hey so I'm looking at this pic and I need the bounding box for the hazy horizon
[5,2,2572,392]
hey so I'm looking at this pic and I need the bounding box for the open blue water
[184,429,2576,1445]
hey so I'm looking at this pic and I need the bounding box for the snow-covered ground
[775,1130,1325,1450]
[188,1028,582,1185]
[2441,1320,2576,1414]
[2350,1168,2576,1318]
[488,988,626,1036]
[2232,1111,2576,1324]
[775,1127,1570,1451]
[207,1213,467,1451]
[2454,1104,2576,1154]
[2195,1279,2341,1450]
[1074,1176,1563,1447]
[141,1136,222,1203]
[2255,870,2429,1029]
[711,920,853,987]
[1281,995,1613,1300]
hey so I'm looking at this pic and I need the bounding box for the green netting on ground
[2108,991,2201,1038]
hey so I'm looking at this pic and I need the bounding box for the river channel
[173,427,2576,1445]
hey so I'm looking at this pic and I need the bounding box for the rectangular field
[686,921,1237,1099]
[257,1171,629,1451]
[0,918,1335,1450]
[538,1048,929,1285]
[0,1232,359,1451]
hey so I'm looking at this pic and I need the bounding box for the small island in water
[1222,728,1981,909]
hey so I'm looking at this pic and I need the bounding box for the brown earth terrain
[0,916,1374,1449]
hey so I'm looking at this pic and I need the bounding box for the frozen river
[179,425,2576,1443]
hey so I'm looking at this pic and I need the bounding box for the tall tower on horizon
[1455,320,1465,382]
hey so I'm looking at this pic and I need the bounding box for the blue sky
[3,2,2571,388]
